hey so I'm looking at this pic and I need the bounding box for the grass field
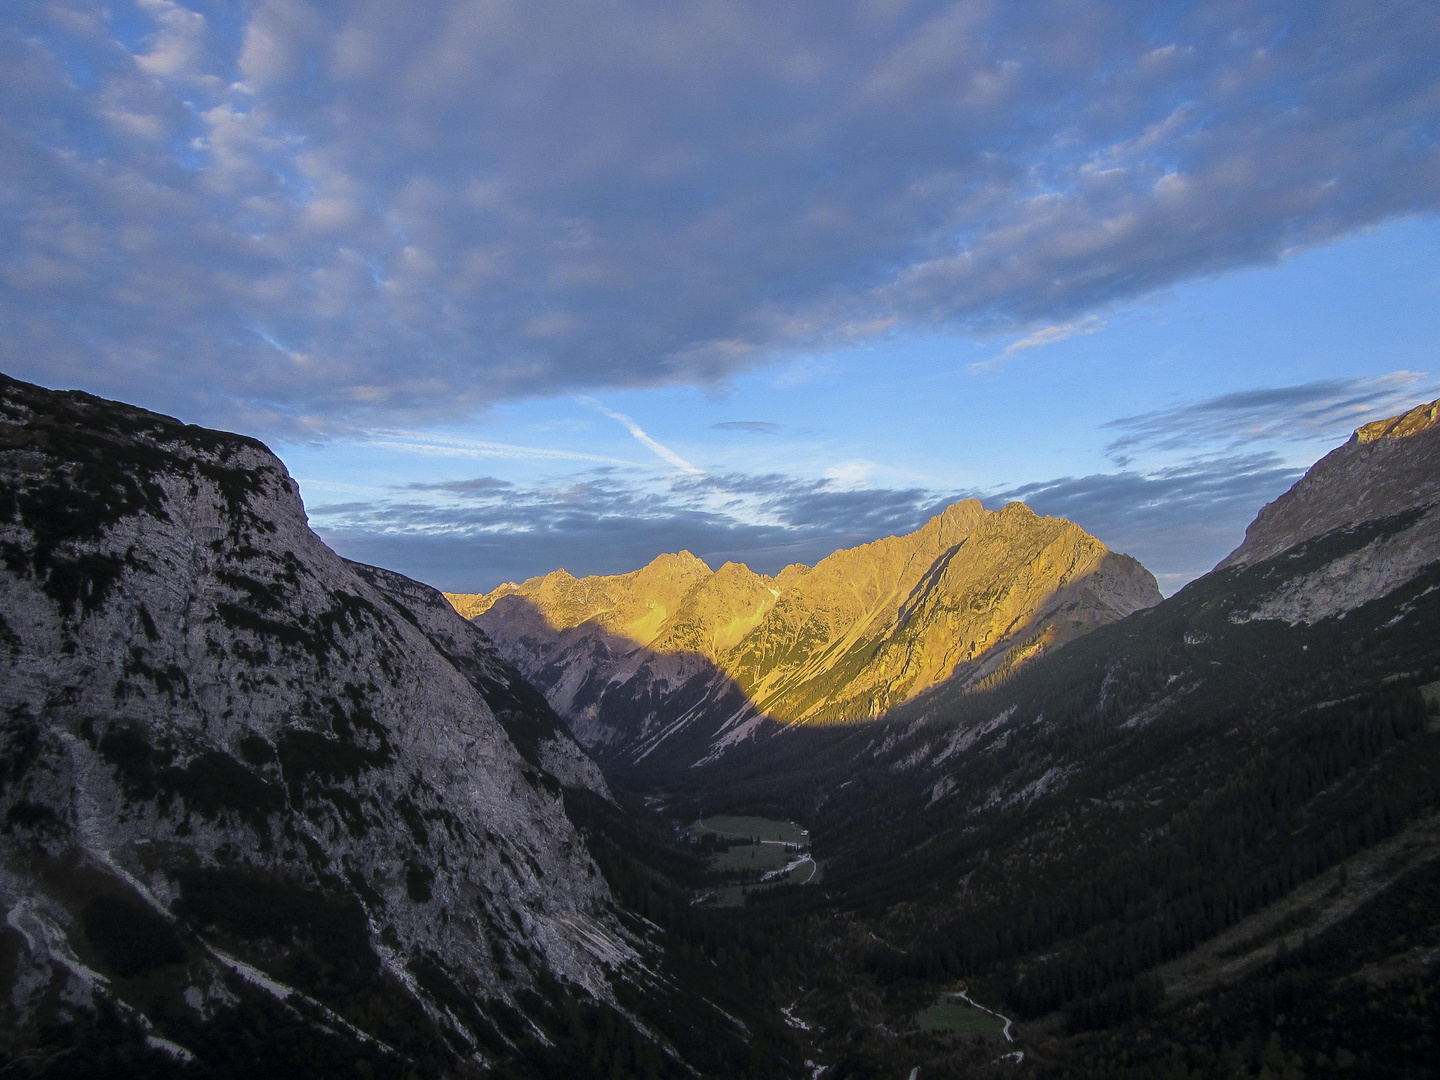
[916,1000,1006,1037]
[701,856,819,906]
[688,815,808,844]
[686,814,815,906]
[708,844,790,874]
[708,884,753,908]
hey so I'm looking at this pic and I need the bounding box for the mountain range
[1,370,1437,1079]
[677,394,1440,1076]
[448,499,1160,771]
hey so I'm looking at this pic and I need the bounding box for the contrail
[372,431,638,466]
[578,397,704,475]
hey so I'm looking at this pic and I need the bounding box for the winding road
[954,989,1016,1043]
[760,854,817,885]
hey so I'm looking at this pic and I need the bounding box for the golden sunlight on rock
[445,500,1162,745]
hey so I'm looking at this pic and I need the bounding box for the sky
[3,0,1438,595]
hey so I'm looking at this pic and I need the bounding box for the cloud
[822,461,877,491]
[369,432,639,467]
[991,454,1303,590]
[712,421,782,434]
[673,470,946,536]
[970,316,1106,373]
[399,476,514,497]
[1,1,1436,432]
[310,465,953,589]
[1102,373,1438,465]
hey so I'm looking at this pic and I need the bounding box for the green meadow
[916,1000,1007,1037]
[688,815,808,844]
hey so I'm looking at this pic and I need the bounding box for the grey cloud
[2,1,1437,432]
[310,468,954,589]
[323,527,853,595]
[711,421,782,434]
[674,471,950,535]
[1103,374,1439,465]
[993,454,1303,590]
[399,476,515,497]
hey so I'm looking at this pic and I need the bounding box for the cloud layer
[314,451,1300,594]
[310,375,1437,592]
[314,467,955,590]
[995,454,1303,590]
[1103,373,1440,465]
[4,0,1438,432]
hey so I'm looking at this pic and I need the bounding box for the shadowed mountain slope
[0,374,802,1079]
[1222,397,1440,568]
[448,500,1160,770]
[668,399,1440,1077]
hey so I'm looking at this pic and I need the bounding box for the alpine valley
[3,371,1439,1079]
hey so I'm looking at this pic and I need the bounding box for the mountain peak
[914,497,988,544]
[1222,396,1440,569]
[1355,397,1440,444]
[459,498,1161,764]
[996,499,1042,522]
[644,549,712,573]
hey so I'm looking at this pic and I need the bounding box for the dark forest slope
[668,401,1440,1077]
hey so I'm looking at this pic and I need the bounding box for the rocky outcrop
[450,499,1160,768]
[1220,397,1440,625]
[1222,397,1440,568]
[0,374,632,1073]
[349,560,613,801]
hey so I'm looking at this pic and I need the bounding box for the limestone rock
[0,374,628,1071]
[1221,397,1440,569]
[451,498,1161,767]
[1219,397,1440,625]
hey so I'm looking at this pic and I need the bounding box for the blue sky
[3,1,1438,593]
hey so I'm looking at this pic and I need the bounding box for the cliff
[0,374,644,1075]
[1219,397,1440,625]
[449,498,1160,767]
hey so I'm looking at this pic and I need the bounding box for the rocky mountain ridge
[1222,396,1440,568]
[681,398,1440,1078]
[448,499,1160,770]
[0,374,789,1078]
[1217,396,1440,625]
[718,398,1440,824]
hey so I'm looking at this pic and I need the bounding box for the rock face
[1219,397,1440,624]
[450,500,1161,769]
[349,561,613,801]
[0,375,634,1073]
[726,402,1440,1080]
[854,397,1440,829]
[1223,397,1440,567]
